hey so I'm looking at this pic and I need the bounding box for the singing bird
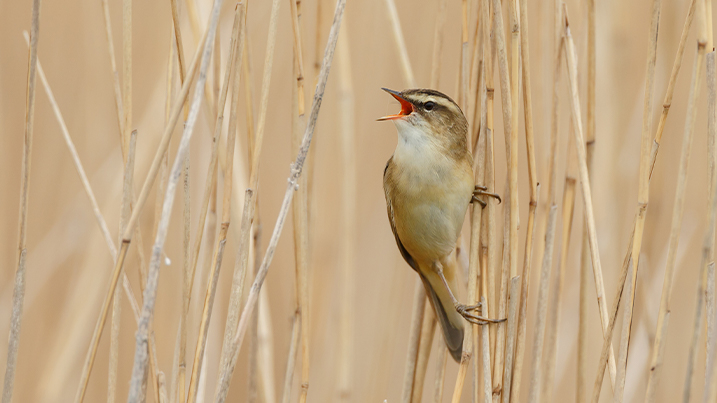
[379,88,501,362]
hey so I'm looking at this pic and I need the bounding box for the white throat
[392,120,442,167]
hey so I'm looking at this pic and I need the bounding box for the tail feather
[419,271,464,362]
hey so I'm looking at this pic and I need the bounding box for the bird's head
[378,88,468,153]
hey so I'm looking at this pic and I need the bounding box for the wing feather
[384,158,419,272]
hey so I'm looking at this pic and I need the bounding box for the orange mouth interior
[378,93,413,121]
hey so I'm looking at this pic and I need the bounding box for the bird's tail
[418,259,464,362]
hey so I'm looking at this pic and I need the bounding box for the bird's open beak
[377,88,413,121]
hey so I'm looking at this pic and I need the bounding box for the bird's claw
[455,303,505,325]
[472,186,502,207]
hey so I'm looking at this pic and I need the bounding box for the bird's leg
[471,185,501,208]
[433,262,505,325]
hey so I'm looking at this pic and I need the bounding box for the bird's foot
[455,303,505,325]
[472,186,502,208]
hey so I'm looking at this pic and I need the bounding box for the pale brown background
[0,0,714,402]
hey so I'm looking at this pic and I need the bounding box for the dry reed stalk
[430,0,447,90]
[459,0,469,110]
[703,51,717,403]
[541,135,577,403]
[278,45,304,403]
[468,2,484,144]
[384,0,415,87]
[213,189,254,403]
[212,1,345,398]
[121,0,132,156]
[247,232,261,403]
[705,4,715,401]
[281,314,300,403]
[510,0,539,399]
[169,0,187,96]
[185,6,244,403]
[527,202,558,403]
[612,1,662,401]
[591,2,698,401]
[25,39,115,260]
[527,5,564,402]
[433,346,448,403]
[338,40,356,394]
[501,276,521,403]
[564,11,617,396]
[650,0,698,175]
[125,0,223,399]
[414,291,437,403]
[480,0,498,364]
[490,0,514,398]
[110,129,138,403]
[481,296,493,403]
[590,231,635,403]
[158,28,174,243]
[183,0,201,42]
[247,0,281,192]
[242,30,256,160]
[288,1,312,401]
[213,27,221,104]
[101,0,124,137]
[681,43,709,403]
[645,33,707,403]
[505,1,521,398]
[1,1,40,401]
[402,286,426,403]
[577,1,596,401]
[256,293,277,403]
[472,33,490,402]
[73,20,209,402]
[507,0,520,280]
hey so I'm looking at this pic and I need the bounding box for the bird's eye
[424,101,435,111]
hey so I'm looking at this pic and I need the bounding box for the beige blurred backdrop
[0,0,715,402]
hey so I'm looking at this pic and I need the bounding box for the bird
[379,88,502,362]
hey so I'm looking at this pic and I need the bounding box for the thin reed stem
[384,0,415,87]
[289,1,312,401]
[578,1,596,400]
[511,0,539,398]
[681,42,709,403]
[109,129,137,403]
[2,1,41,401]
[703,55,717,403]
[490,0,514,397]
[541,137,577,403]
[613,1,663,401]
[101,0,124,137]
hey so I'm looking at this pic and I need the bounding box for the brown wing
[383,158,418,272]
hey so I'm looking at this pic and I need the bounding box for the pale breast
[386,125,474,262]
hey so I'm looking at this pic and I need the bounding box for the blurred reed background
[2,0,717,402]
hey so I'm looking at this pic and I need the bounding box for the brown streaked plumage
[380,88,499,362]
